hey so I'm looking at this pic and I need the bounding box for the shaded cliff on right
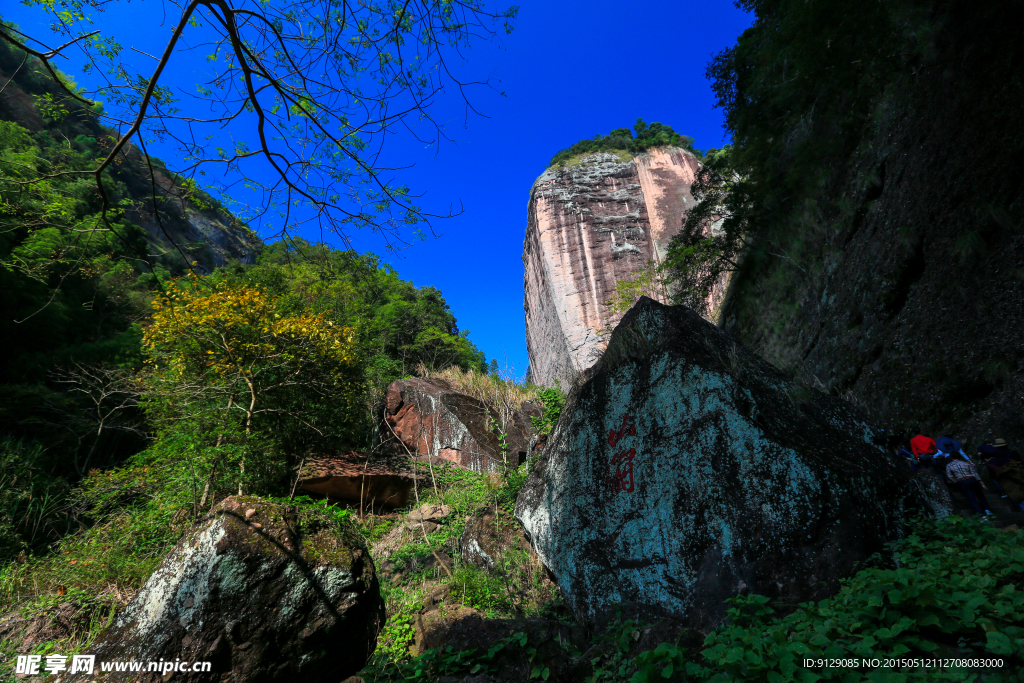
[662,0,1024,444]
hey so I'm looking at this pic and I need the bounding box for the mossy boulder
[515,297,935,630]
[91,495,383,682]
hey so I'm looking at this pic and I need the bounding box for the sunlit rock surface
[523,148,711,388]
[89,496,382,682]
[298,451,415,510]
[515,297,935,630]
[378,378,540,473]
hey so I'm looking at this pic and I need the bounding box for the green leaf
[985,631,1013,655]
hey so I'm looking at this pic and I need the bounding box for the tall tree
[142,276,361,494]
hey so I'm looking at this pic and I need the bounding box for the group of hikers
[896,429,1024,517]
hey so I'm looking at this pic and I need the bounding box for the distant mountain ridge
[0,29,261,273]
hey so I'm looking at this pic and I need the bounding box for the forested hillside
[0,21,260,384]
[0,33,490,567]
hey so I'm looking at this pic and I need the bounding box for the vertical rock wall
[523,148,704,388]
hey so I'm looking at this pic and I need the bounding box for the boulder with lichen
[515,297,936,630]
[89,495,383,682]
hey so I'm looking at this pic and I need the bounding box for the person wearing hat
[992,438,1022,463]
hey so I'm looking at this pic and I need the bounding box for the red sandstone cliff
[524,147,717,388]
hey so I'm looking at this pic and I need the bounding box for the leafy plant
[685,515,1024,682]
[363,631,518,683]
[530,385,566,436]
[141,277,362,494]
[0,438,69,562]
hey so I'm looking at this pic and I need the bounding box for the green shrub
[362,516,1022,683]
[634,515,1023,682]
[0,438,69,562]
[530,384,566,436]
[549,119,699,167]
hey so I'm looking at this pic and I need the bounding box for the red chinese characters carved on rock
[608,413,636,447]
[606,413,638,493]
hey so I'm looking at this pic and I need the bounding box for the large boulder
[298,451,415,510]
[380,378,541,473]
[89,496,383,682]
[515,297,934,630]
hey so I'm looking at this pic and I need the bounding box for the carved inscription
[606,413,638,493]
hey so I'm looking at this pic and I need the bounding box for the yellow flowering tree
[142,278,359,495]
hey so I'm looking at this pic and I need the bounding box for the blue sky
[5,0,752,379]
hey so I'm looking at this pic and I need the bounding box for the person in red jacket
[910,427,938,465]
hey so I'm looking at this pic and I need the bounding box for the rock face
[515,297,934,630]
[90,496,383,682]
[459,505,535,570]
[379,378,541,473]
[524,148,718,389]
[713,2,1024,446]
[299,451,415,510]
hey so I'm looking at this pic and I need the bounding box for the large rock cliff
[523,148,706,388]
[717,0,1024,445]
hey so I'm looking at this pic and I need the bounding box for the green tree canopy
[549,118,698,167]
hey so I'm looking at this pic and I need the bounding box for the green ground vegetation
[0,231,493,556]
[359,459,565,667]
[361,515,1023,683]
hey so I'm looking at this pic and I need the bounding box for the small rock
[244,508,256,519]
[421,551,454,574]
[460,506,535,570]
[406,520,439,535]
[422,585,450,611]
[407,503,452,523]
